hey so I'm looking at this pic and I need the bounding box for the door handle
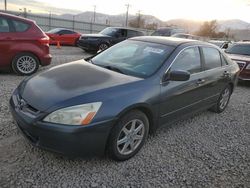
[196,79,206,85]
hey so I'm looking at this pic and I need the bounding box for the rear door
[0,16,14,68]
[200,47,232,103]
[159,46,208,124]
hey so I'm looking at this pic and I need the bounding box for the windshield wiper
[104,66,125,74]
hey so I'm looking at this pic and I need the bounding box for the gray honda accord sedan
[10,37,240,161]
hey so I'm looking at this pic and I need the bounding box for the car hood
[227,54,250,62]
[20,60,141,111]
[81,33,110,38]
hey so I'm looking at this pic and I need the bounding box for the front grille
[235,61,246,71]
[15,94,39,115]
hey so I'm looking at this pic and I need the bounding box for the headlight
[43,102,102,125]
[245,64,250,70]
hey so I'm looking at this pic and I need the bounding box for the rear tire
[12,53,39,76]
[108,110,149,161]
[210,85,232,113]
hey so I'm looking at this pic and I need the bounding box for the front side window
[127,30,137,37]
[171,47,201,74]
[202,47,221,70]
[92,40,174,78]
[0,17,10,32]
[12,20,29,32]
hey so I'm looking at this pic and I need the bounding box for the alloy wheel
[219,87,230,110]
[16,56,37,74]
[116,119,145,155]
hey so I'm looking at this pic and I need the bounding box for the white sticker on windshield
[144,47,164,54]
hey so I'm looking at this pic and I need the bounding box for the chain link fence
[1,10,153,35]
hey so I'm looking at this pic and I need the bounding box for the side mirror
[165,70,191,82]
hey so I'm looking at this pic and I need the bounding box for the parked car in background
[225,42,250,81]
[0,12,51,75]
[209,40,232,50]
[77,27,144,53]
[46,28,81,46]
[10,37,239,161]
[151,27,185,37]
[171,33,201,40]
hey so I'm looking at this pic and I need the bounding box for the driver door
[159,46,207,125]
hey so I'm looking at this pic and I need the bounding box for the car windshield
[226,44,250,56]
[47,28,61,34]
[91,40,174,78]
[99,28,119,37]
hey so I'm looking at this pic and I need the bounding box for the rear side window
[12,20,30,32]
[116,29,127,37]
[127,30,139,37]
[171,47,201,74]
[0,17,10,32]
[221,54,228,66]
[202,47,221,70]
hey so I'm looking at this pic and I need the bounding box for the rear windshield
[226,44,250,56]
[47,28,61,34]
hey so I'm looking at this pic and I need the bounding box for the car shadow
[238,80,250,88]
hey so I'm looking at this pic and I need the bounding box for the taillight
[38,36,49,46]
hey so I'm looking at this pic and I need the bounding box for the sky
[2,0,250,22]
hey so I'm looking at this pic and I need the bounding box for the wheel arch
[115,103,157,134]
[12,51,41,65]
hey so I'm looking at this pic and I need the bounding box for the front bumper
[9,95,115,158]
[239,69,250,81]
[77,40,99,51]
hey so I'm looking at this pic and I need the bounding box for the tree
[129,15,145,28]
[196,20,218,38]
[145,22,158,30]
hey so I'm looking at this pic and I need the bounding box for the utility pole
[93,5,96,23]
[49,11,52,30]
[73,15,75,30]
[4,0,7,11]
[125,4,131,27]
[137,10,141,28]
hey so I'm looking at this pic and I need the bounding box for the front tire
[12,53,39,76]
[108,110,149,161]
[210,85,232,113]
[98,43,109,51]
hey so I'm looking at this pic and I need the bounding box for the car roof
[130,36,208,47]
[0,12,34,23]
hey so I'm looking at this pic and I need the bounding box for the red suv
[0,12,52,75]
[225,42,250,81]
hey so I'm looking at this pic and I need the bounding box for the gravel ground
[0,46,250,188]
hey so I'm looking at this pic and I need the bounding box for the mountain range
[58,12,250,32]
